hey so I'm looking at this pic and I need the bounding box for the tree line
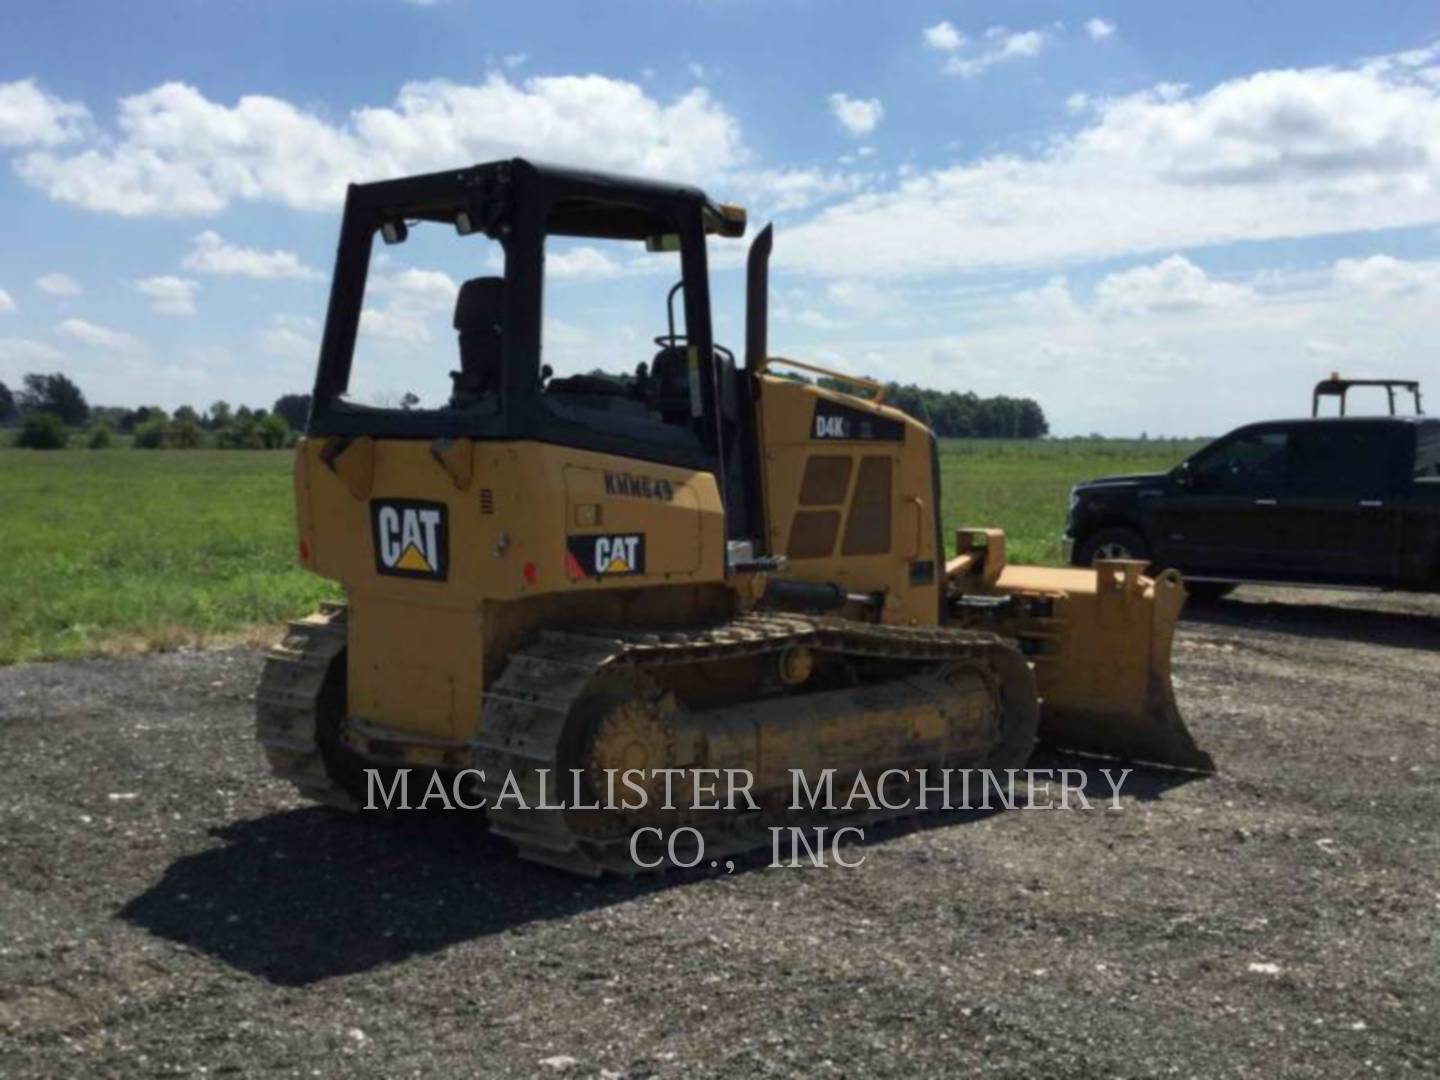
[0,372,312,450]
[3,367,1050,448]
[795,374,1049,438]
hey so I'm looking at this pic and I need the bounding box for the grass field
[0,438,1204,663]
[0,451,337,664]
[939,437,1202,564]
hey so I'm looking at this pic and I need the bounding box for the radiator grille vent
[479,489,495,514]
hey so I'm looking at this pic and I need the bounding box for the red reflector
[523,561,538,584]
[298,540,310,563]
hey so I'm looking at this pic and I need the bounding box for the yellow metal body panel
[294,437,726,742]
[755,375,941,626]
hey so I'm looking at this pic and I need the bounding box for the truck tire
[1075,526,1151,566]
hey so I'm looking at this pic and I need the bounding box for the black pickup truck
[1064,416,1440,596]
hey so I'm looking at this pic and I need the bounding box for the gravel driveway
[2,587,1437,1077]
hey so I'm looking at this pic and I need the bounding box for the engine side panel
[755,375,942,625]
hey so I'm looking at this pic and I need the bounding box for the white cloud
[1086,18,1116,41]
[544,316,589,347]
[56,317,138,350]
[775,305,836,330]
[731,167,873,214]
[356,266,461,350]
[15,74,745,217]
[1096,256,1254,315]
[946,29,1046,79]
[0,288,13,313]
[182,231,319,280]
[134,275,199,315]
[825,278,906,317]
[1012,275,1081,321]
[828,93,884,137]
[795,310,835,329]
[371,266,460,309]
[1333,254,1440,294]
[923,21,966,52]
[776,48,1440,278]
[0,79,89,147]
[35,272,82,296]
[360,307,431,344]
[503,52,528,70]
[0,337,64,364]
[545,245,623,280]
[759,257,1440,435]
[258,325,316,358]
[1065,92,1092,115]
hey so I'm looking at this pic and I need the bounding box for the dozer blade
[986,561,1213,772]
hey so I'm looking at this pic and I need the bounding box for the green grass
[0,438,1204,664]
[938,437,1204,565]
[0,449,337,663]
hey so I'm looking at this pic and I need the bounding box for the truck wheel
[1076,526,1150,566]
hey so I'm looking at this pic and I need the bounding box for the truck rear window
[1287,425,1396,497]
[1415,427,1440,482]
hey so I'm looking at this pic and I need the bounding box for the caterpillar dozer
[258,159,1212,876]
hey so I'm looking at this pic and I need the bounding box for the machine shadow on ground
[120,756,1195,986]
[1182,593,1440,650]
[118,809,664,986]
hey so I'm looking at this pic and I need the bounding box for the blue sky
[2,1,1440,434]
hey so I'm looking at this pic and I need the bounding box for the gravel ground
[1,587,1437,1078]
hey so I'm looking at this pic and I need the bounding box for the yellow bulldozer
[258,159,1211,875]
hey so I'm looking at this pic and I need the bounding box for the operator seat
[451,276,504,401]
[648,344,692,425]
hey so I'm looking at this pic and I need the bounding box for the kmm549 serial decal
[603,471,677,502]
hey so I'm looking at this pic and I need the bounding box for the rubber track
[470,613,1019,877]
[255,602,358,811]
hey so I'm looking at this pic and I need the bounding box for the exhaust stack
[744,224,773,371]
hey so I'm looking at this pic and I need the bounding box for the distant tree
[170,417,204,449]
[18,373,89,425]
[1016,398,1048,438]
[118,405,167,433]
[400,392,420,411]
[132,417,168,449]
[87,423,113,449]
[849,380,1047,439]
[577,365,1051,440]
[16,412,69,449]
[258,413,291,448]
[0,380,16,424]
[207,400,232,430]
[216,419,256,449]
[173,404,202,426]
[87,405,127,430]
[272,393,311,430]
